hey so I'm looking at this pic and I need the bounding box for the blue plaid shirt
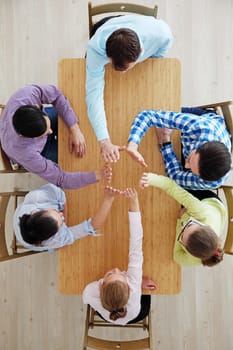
[128,110,231,190]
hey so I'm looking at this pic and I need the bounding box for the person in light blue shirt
[13,184,120,252]
[86,15,173,163]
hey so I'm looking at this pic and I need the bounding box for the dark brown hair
[19,211,58,244]
[100,280,129,320]
[186,225,223,267]
[106,28,140,71]
[197,141,231,181]
[13,105,47,137]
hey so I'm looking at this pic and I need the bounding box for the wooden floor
[0,1,233,349]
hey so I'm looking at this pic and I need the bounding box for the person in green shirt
[139,172,227,267]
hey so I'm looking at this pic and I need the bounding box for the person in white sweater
[82,188,156,325]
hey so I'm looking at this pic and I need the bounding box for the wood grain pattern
[58,58,181,294]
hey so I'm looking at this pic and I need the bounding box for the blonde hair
[100,280,129,321]
[186,226,223,267]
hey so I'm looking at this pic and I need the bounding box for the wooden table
[58,58,181,295]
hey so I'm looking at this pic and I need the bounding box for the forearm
[128,110,183,145]
[147,173,201,210]
[91,195,114,230]
[127,212,143,279]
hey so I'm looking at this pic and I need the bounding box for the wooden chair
[0,104,26,173]
[88,2,158,38]
[221,186,233,255]
[83,302,153,350]
[0,191,40,262]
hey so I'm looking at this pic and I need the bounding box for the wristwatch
[159,141,171,149]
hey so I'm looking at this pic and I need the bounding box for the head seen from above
[185,141,231,181]
[19,208,63,245]
[178,218,223,266]
[13,105,53,138]
[106,28,141,71]
[100,267,129,320]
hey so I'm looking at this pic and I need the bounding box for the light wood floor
[0,1,233,349]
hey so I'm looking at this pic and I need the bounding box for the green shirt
[148,173,227,266]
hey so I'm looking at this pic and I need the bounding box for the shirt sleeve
[16,151,98,189]
[127,211,143,286]
[128,110,187,145]
[150,37,173,58]
[160,144,224,190]
[85,45,109,141]
[147,173,209,217]
[69,218,101,240]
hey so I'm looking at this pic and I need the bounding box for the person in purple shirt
[0,84,112,189]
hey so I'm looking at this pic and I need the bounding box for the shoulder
[82,281,101,303]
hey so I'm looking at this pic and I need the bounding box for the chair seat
[87,335,150,350]
[83,303,153,350]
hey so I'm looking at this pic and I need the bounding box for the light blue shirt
[13,184,98,252]
[86,15,173,141]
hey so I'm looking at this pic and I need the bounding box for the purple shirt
[0,85,97,189]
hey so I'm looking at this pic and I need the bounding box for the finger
[79,143,86,157]
[113,150,120,161]
[108,151,118,163]
[138,158,148,168]
[103,153,113,163]
[119,146,126,152]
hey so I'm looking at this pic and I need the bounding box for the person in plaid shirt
[127,108,231,190]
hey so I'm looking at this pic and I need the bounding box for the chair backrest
[0,104,26,173]
[221,186,233,255]
[88,2,158,38]
[83,303,153,350]
[0,191,40,262]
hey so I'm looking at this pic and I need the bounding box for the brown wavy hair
[186,225,223,267]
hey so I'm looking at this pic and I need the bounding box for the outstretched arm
[68,186,120,241]
[91,186,121,230]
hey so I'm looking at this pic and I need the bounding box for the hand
[69,123,87,158]
[179,207,187,217]
[156,128,173,143]
[104,185,122,198]
[139,172,150,189]
[126,141,148,168]
[99,139,125,163]
[121,188,140,212]
[142,276,158,291]
[95,163,112,183]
